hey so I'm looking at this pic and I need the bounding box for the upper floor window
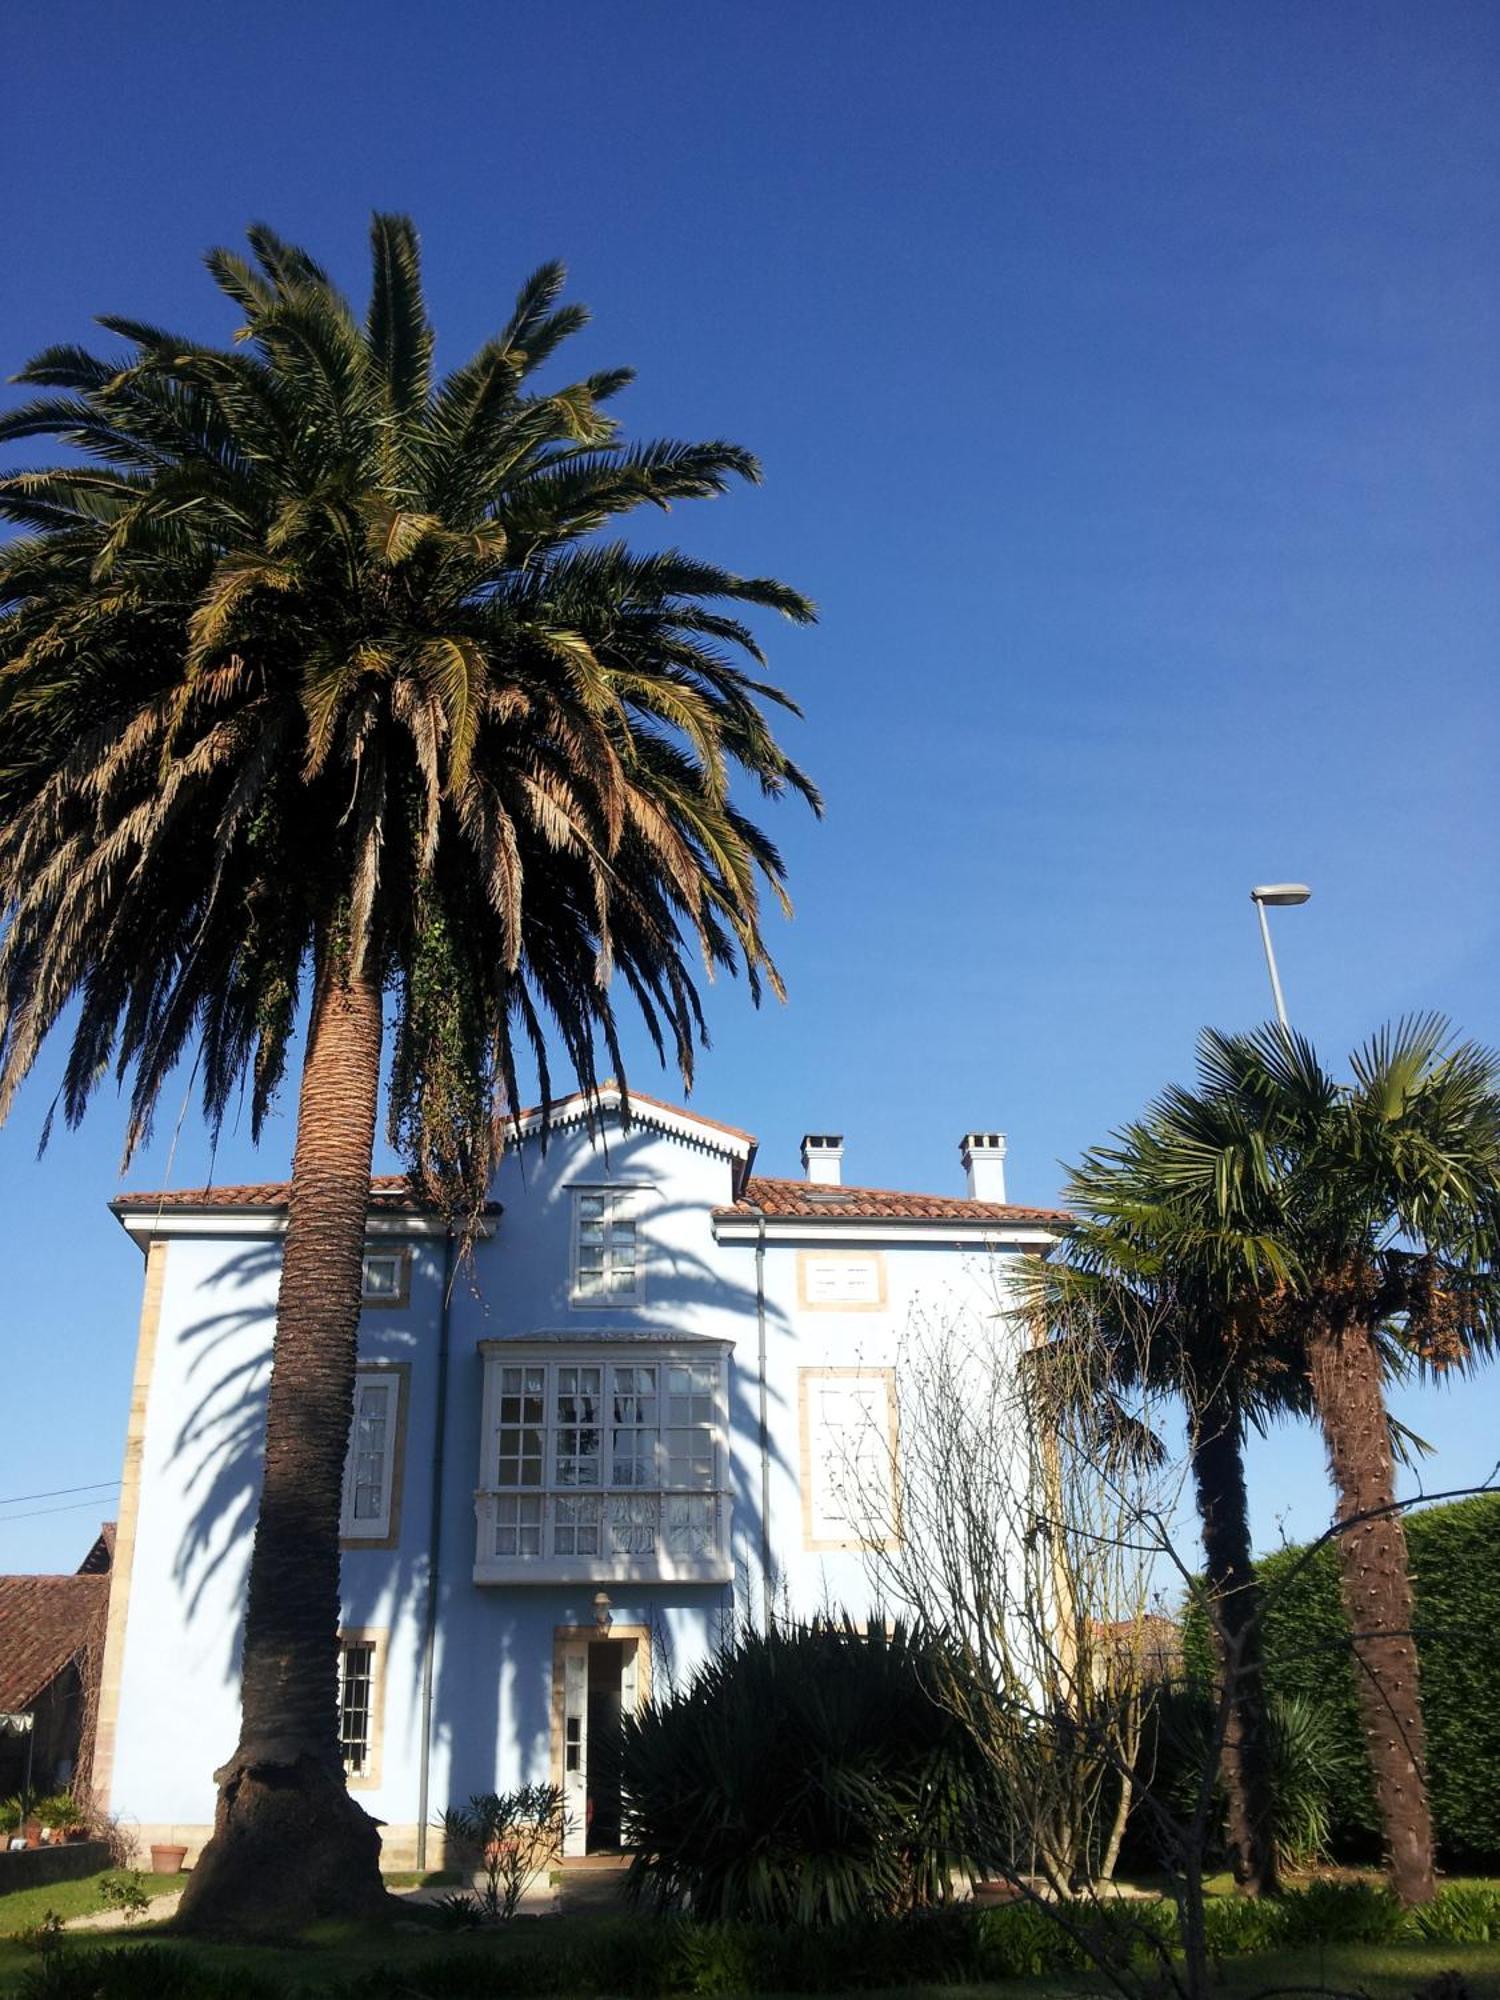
[361,1248,410,1308]
[571,1188,644,1304]
[340,1368,404,1541]
[475,1343,731,1583]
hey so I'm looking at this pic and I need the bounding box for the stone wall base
[121,1823,444,1877]
[0,1841,112,1894]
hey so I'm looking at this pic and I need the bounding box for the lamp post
[1249,884,1311,1030]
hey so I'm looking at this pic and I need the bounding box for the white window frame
[340,1366,405,1542]
[799,1367,900,1551]
[569,1185,648,1307]
[338,1628,386,1789]
[360,1247,410,1308]
[474,1340,732,1583]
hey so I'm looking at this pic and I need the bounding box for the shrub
[97,1874,151,1923]
[1276,1878,1409,1946]
[1126,1682,1337,1875]
[1199,1892,1286,1958]
[16,1947,280,1999]
[1410,1884,1500,1944]
[435,1784,565,1920]
[621,1617,1004,1925]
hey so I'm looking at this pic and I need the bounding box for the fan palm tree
[1077,1019,1500,1904]
[0,217,818,1931]
[1026,1221,1295,1897]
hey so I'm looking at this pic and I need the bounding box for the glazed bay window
[474,1344,732,1583]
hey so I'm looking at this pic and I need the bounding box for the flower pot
[150,1843,188,1874]
[64,1827,89,1843]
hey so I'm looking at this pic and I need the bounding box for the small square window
[361,1249,410,1307]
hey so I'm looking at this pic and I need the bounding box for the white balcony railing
[473,1488,734,1585]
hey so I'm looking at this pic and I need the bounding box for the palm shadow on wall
[169,1192,800,1828]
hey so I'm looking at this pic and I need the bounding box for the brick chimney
[800,1133,844,1186]
[960,1131,1007,1203]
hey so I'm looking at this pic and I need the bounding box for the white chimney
[800,1133,844,1186]
[960,1131,1008,1203]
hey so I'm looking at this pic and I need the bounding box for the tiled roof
[715,1176,1069,1226]
[111,1084,754,1215]
[0,1572,110,1712]
[112,1175,439,1214]
[77,1525,115,1576]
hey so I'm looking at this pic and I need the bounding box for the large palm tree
[1080,1019,1499,1904]
[0,217,819,1931]
[1028,1219,1297,1897]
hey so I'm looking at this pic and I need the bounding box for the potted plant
[35,1794,85,1844]
[436,1787,568,1921]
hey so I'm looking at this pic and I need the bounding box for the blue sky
[2,1,1497,1573]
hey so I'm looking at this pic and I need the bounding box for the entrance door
[586,1642,625,1851]
[558,1635,643,1859]
[560,1641,589,1858]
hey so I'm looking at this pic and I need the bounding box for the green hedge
[1182,1492,1500,1864]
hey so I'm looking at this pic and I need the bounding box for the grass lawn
[0,1869,163,1934]
[0,1866,456,1941]
[0,1918,1496,1999]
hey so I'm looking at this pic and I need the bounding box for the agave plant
[621,1618,1003,1925]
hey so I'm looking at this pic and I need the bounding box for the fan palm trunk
[1188,1389,1278,1896]
[177,961,391,1933]
[1306,1318,1435,1905]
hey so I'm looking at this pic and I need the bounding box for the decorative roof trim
[506,1082,757,1184]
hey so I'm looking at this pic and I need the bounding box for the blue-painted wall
[104,1106,1036,1862]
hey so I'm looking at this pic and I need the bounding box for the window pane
[667,1428,713,1489]
[664,1495,714,1559]
[340,1643,375,1777]
[555,1494,601,1556]
[608,1494,657,1555]
[350,1383,390,1521]
[495,1494,542,1557]
[362,1254,400,1299]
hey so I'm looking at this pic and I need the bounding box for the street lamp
[1249,884,1311,1030]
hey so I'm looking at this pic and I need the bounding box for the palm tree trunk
[1305,1318,1435,1905]
[1189,1388,1278,1896]
[177,959,390,1933]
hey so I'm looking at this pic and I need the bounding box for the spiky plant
[0,216,818,1930]
[621,1619,1001,1925]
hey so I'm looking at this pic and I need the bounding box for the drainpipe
[754,1209,773,1631]
[414,1229,456,1871]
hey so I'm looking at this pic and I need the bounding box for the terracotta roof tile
[715,1175,1069,1226]
[112,1175,442,1214]
[0,1573,109,1712]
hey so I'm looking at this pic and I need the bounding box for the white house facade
[92,1088,1064,1868]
